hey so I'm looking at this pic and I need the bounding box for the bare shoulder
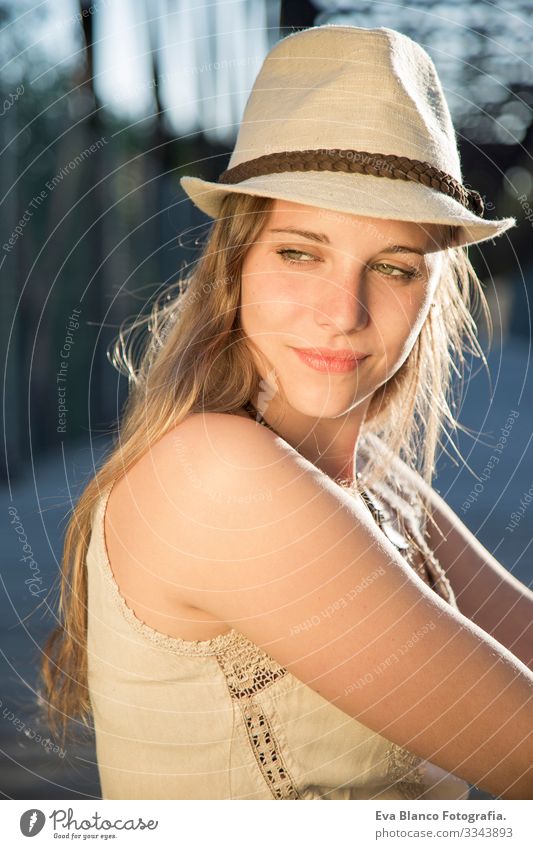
[103,409,286,639]
[107,412,286,542]
[150,408,325,508]
[164,408,285,468]
[107,407,315,566]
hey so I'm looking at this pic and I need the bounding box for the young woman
[41,25,533,800]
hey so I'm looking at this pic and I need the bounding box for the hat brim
[180,171,516,248]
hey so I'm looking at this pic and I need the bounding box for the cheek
[377,286,433,357]
[240,270,305,336]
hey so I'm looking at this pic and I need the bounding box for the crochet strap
[218,148,484,216]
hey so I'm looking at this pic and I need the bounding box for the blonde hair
[40,191,492,744]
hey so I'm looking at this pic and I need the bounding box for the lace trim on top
[385,742,427,800]
[214,646,300,799]
[214,633,288,699]
[241,701,300,799]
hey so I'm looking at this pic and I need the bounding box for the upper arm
[140,412,533,799]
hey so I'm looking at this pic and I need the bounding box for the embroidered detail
[386,741,426,799]
[215,637,288,699]
[215,641,300,798]
[241,699,301,799]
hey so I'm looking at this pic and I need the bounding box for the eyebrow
[267,227,428,255]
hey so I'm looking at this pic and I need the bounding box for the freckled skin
[239,199,445,481]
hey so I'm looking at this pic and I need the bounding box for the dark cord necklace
[242,401,410,553]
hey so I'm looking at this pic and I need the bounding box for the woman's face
[239,199,447,419]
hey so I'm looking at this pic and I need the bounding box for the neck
[247,397,368,486]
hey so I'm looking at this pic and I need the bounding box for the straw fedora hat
[180,24,516,248]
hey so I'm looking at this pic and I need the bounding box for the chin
[282,388,361,420]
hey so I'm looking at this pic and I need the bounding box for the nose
[315,262,370,333]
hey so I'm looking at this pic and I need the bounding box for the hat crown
[180,23,517,247]
[229,25,462,180]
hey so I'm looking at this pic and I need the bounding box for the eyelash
[275,248,421,280]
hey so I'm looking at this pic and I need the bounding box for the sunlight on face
[239,199,446,419]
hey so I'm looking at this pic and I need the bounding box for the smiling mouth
[294,347,368,361]
[292,348,368,373]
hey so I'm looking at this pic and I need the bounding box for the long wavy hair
[40,191,492,745]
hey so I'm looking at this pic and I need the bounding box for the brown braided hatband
[217,149,484,216]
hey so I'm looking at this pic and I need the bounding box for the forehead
[260,199,446,252]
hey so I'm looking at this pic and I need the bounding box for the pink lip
[292,347,368,373]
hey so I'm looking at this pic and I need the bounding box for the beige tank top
[86,468,470,800]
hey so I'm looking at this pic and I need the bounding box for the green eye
[277,248,318,264]
[374,263,418,279]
